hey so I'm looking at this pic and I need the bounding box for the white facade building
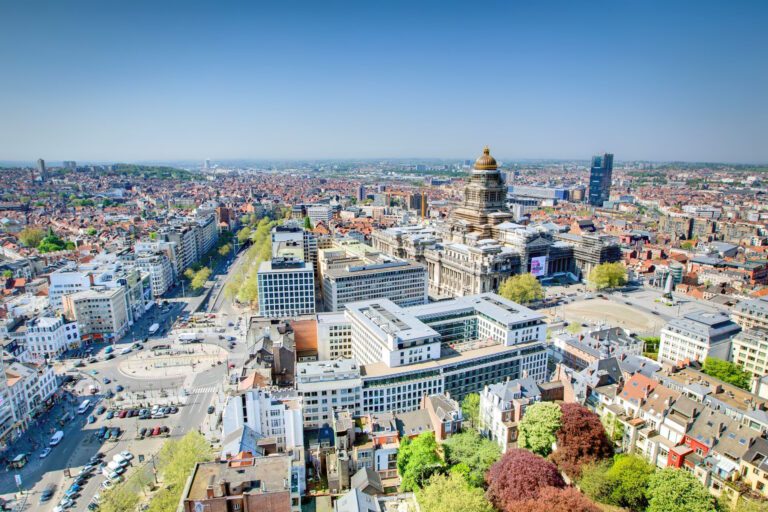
[317,312,353,360]
[24,315,80,360]
[6,361,58,432]
[135,251,174,298]
[257,259,315,318]
[62,287,130,341]
[220,388,303,456]
[307,205,333,227]
[659,311,741,365]
[295,360,363,429]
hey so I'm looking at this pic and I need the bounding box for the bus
[77,399,92,414]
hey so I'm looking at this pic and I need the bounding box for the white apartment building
[479,377,543,452]
[257,259,315,318]
[135,239,181,279]
[731,328,768,379]
[62,287,130,341]
[48,255,153,323]
[732,297,768,331]
[295,360,363,429]
[135,251,174,298]
[220,388,303,456]
[317,312,352,360]
[658,311,741,365]
[24,315,80,360]
[307,205,333,227]
[6,361,58,432]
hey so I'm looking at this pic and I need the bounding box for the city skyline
[1,1,767,163]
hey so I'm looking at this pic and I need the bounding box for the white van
[49,430,64,446]
[78,399,92,414]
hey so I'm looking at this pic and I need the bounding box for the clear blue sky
[1,0,766,163]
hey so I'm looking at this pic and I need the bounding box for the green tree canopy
[580,455,655,511]
[218,243,232,257]
[190,267,211,290]
[588,262,628,290]
[461,393,480,430]
[2,270,13,279]
[518,402,562,457]
[646,467,716,512]
[498,273,544,304]
[702,357,751,390]
[442,431,500,487]
[85,226,97,236]
[236,226,252,244]
[37,230,69,253]
[397,432,445,491]
[303,216,313,229]
[417,473,493,512]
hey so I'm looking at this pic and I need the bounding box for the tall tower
[37,158,47,182]
[588,153,613,207]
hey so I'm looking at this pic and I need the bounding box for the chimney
[206,486,214,499]
[219,480,228,497]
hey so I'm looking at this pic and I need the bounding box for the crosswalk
[189,385,218,395]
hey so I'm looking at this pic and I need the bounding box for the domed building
[373,146,621,299]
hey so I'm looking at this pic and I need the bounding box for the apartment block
[62,287,130,341]
[659,311,741,365]
[257,259,315,318]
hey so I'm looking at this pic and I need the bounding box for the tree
[85,226,97,236]
[442,431,500,487]
[605,454,655,511]
[183,268,196,280]
[587,262,628,290]
[551,403,613,478]
[190,267,211,290]
[498,273,544,304]
[733,499,768,512]
[517,402,562,457]
[2,270,12,279]
[485,449,565,512]
[578,461,613,505]
[417,473,493,512]
[702,357,751,390]
[397,433,444,491]
[236,226,251,244]
[218,243,232,257]
[515,486,601,512]
[646,467,716,512]
[37,230,68,253]
[303,216,313,229]
[461,393,480,430]
[149,231,158,240]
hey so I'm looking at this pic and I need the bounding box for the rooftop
[185,455,292,502]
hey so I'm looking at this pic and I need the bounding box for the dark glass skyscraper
[587,153,613,206]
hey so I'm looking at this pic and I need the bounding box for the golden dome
[474,146,498,170]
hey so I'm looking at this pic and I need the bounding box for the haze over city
[1,0,767,163]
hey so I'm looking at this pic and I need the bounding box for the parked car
[151,426,161,436]
[105,353,115,361]
[115,385,124,392]
[118,410,127,419]
[96,405,106,415]
[207,406,215,414]
[102,377,111,385]
[161,426,169,434]
[120,451,134,460]
[106,410,114,420]
[139,427,147,437]
[40,484,55,502]
[169,406,178,414]
[87,415,96,424]
[110,427,121,439]
[97,426,108,439]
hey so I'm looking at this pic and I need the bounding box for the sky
[1,0,767,164]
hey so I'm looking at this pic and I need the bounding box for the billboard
[530,256,548,277]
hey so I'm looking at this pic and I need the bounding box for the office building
[317,312,353,360]
[307,205,333,227]
[588,152,614,207]
[658,311,741,365]
[36,158,46,182]
[62,287,130,342]
[319,241,427,312]
[135,251,174,297]
[350,293,548,414]
[257,259,315,318]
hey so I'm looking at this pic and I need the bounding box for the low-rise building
[24,315,80,360]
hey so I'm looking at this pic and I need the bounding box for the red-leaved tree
[551,403,614,478]
[485,449,565,512]
[515,486,602,512]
